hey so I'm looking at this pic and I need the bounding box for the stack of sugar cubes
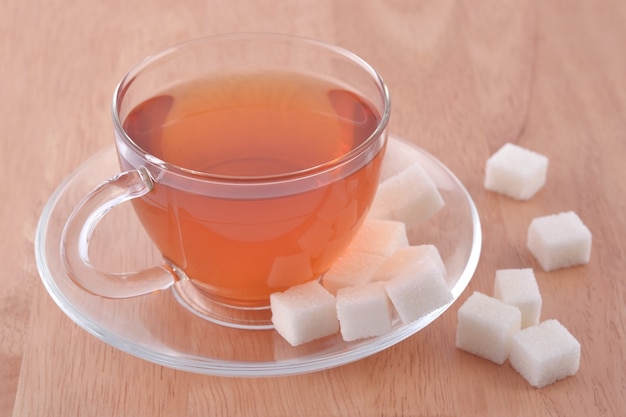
[456,269,581,388]
[270,138,452,346]
[454,142,592,388]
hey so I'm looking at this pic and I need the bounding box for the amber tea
[121,71,384,305]
[61,34,390,328]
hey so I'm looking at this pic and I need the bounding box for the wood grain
[2,0,625,415]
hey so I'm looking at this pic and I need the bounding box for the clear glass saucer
[34,136,481,377]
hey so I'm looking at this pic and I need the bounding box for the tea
[122,71,384,305]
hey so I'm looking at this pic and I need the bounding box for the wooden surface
[2,0,625,415]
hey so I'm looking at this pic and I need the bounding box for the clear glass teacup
[61,33,391,329]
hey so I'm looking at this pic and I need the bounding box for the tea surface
[125,71,379,176]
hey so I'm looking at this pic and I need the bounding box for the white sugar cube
[374,245,446,283]
[336,281,393,341]
[527,211,592,271]
[381,249,453,323]
[369,163,445,228]
[455,292,522,365]
[347,219,409,257]
[509,319,581,387]
[484,143,548,200]
[494,268,542,328]
[380,137,423,182]
[270,281,339,346]
[409,244,447,278]
[322,251,386,295]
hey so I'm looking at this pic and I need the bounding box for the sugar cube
[374,245,446,283]
[379,137,423,182]
[410,244,447,279]
[270,281,339,346]
[509,319,581,387]
[455,292,522,365]
[527,211,592,271]
[494,268,542,328]
[484,143,548,200]
[322,251,386,295]
[381,249,453,323]
[369,163,445,228]
[336,281,393,341]
[347,219,409,257]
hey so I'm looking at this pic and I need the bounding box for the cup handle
[61,167,176,298]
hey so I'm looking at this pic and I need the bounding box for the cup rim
[111,33,391,182]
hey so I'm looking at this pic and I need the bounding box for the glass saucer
[34,136,481,377]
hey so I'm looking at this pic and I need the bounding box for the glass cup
[61,33,391,329]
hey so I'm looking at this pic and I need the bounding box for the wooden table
[2,0,625,415]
